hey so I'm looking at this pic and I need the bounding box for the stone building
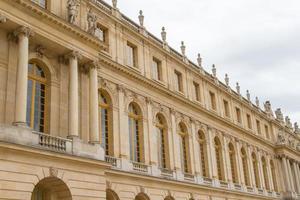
[0,0,299,200]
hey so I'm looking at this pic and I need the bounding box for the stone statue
[255,97,260,107]
[264,101,273,117]
[87,8,97,35]
[285,116,293,129]
[294,122,300,134]
[212,64,216,77]
[288,137,295,148]
[275,108,284,122]
[67,0,80,24]
[112,0,117,9]
[277,131,286,144]
[180,41,186,56]
[246,90,250,101]
[197,53,202,68]
[225,74,229,86]
[236,82,240,95]
[138,10,144,27]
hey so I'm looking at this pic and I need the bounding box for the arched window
[270,160,278,192]
[26,62,48,133]
[214,137,224,181]
[198,130,208,177]
[135,193,150,200]
[99,91,113,156]
[106,189,120,200]
[156,114,169,169]
[261,157,270,190]
[252,153,260,188]
[179,122,189,173]
[128,103,143,162]
[228,143,238,183]
[241,148,250,186]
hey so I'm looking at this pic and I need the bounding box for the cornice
[4,0,108,51]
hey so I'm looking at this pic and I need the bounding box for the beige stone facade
[0,0,299,200]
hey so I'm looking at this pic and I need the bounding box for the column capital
[14,26,34,38]
[82,60,99,74]
[65,50,82,60]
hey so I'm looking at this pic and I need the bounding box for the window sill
[152,79,166,87]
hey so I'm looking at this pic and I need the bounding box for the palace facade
[0,0,299,200]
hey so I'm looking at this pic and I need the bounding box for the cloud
[103,0,300,123]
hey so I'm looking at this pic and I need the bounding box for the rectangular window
[193,82,200,102]
[152,58,162,81]
[247,114,252,129]
[256,120,261,135]
[223,100,230,117]
[31,0,46,8]
[95,24,108,43]
[236,107,241,123]
[126,42,137,67]
[174,70,183,92]
[265,125,270,139]
[209,91,216,110]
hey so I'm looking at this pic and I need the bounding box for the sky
[103,0,300,124]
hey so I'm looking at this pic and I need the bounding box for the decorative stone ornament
[14,26,34,38]
[236,82,240,95]
[264,101,274,117]
[87,8,97,35]
[277,131,286,145]
[255,97,260,107]
[294,122,300,134]
[197,53,202,68]
[138,10,144,27]
[35,45,46,58]
[246,90,250,101]
[180,41,186,56]
[161,27,169,50]
[112,0,117,9]
[67,0,80,24]
[275,108,284,122]
[225,74,229,86]
[285,116,293,129]
[212,64,216,78]
[0,14,6,23]
[49,167,58,177]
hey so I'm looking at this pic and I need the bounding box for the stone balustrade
[132,162,149,173]
[34,131,71,152]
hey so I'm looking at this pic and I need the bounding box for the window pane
[26,80,33,127]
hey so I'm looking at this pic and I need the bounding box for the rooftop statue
[264,101,274,117]
[275,108,284,122]
[285,116,293,129]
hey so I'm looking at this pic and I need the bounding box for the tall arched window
[178,122,189,173]
[228,143,238,183]
[214,137,224,181]
[198,130,208,177]
[156,114,169,169]
[106,189,120,200]
[252,153,260,188]
[241,148,250,186]
[270,160,278,192]
[99,91,113,156]
[261,157,270,190]
[26,62,48,133]
[128,103,143,162]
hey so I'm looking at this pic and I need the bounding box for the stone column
[14,26,34,126]
[88,61,99,143]
[188,120,196,175]
[67,51,81,138]
[192,122,201,178]
[247,146,255,188]
[293,161,300,193]
[266,156,274,191]
[296,163,300,193]
[282,156,292,191]
[287,159,295,192]
[207,126,215,180]
[257,151,264,189]
[222,136,230,183]
[235,141,243,185]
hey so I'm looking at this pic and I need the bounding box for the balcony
[203,177,213,185]
[132,162,149,173]
[160,168,174,178]
[219,180,229,189]
[105,155,119,167]
[184,173,195,182]
[34,131,71,152]
[234,183,242,191]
